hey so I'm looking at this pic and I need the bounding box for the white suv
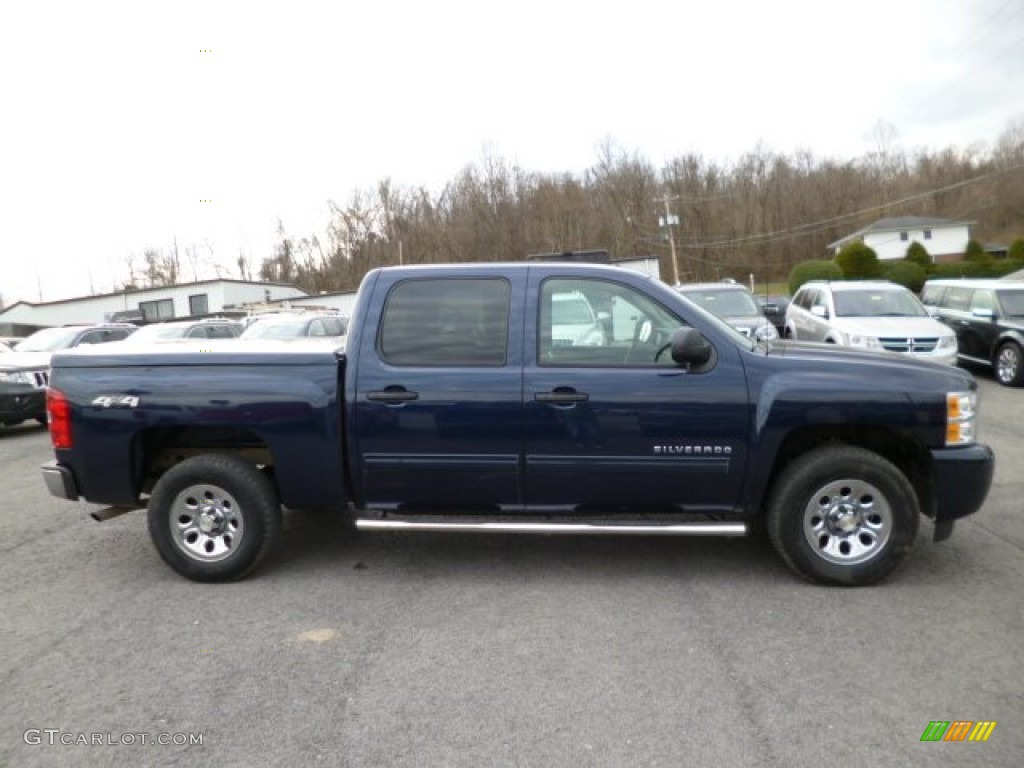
[785,280,957,366]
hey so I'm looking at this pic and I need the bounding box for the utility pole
[656,194,681,285]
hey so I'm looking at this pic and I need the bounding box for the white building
[0,279,307,336]
[827,216,974,262]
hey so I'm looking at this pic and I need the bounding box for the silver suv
[785,280,957,365]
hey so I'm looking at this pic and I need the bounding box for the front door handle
[367,387,419,403]
[535,388,589,404]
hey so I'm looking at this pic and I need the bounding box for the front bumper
[0,388,46,423]
[42,461,80,500]
[931,443,995,523]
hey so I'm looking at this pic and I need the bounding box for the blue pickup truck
[41,263,995,585]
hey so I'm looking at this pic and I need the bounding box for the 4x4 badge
[91,395,140,409]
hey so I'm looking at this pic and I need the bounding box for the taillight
[47,388,73,450]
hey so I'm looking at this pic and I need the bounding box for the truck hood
[767,339,965,381]
[830,316,952,338]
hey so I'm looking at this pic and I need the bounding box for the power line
[670,162,1024,250]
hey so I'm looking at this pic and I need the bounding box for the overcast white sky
[1,0,1022,305]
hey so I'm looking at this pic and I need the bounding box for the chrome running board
[356,519,747,536]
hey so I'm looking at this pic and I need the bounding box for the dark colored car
[676,282,778,341]
[756,294,791,336]
[1,323,137,426]
[921,278,1024,386]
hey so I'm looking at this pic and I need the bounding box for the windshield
[833,289,927,317]
[14,327,82,352]
[241,318,310,339]
[551,296,596,325]
[681,289,760,317]
[998,289,1024,316]
[121,324,191,342]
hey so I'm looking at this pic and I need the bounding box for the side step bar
[356,519,747,536]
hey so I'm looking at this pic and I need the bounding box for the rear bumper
[41,460,80,500]
[930,443,995,523]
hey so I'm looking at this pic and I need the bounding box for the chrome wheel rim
[169,484,243,562]
[802,479,891,565]
[996,346,1019,384]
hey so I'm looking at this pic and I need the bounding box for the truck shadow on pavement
[0,422,48,439]
[270,508,789,585]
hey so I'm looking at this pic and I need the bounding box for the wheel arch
[135,425,276,498]
[763,425,935,519]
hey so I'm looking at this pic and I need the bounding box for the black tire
[994,341,1024,387]
[147,453,281,582]
[766,445,919,586]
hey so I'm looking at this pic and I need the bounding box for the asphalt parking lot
[1,370,1021,768]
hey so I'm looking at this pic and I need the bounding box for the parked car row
[0,312,348,428]
[780,276,1024,387]
[784,280,959,366]
[921,278,1024,387]
[675,274,1023,388]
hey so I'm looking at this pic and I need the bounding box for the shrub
[988,259,1024,278]
[1008,238,1024,261]
[881,260,927,293]
[964,238,990,263]
[788,259,843,294]
[929,262,985,279]
[835,241,882,279]
[905,241,931,270]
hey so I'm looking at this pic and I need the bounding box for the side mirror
[810,305,829,319]
[670,327,712,367]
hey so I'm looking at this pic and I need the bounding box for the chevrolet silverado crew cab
[41,263,995,586]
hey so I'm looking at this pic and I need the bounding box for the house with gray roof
[827,216,974,263]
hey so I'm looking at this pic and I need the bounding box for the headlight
[0,371,32,385]
[936,335,958,350]
[845,333,881,349]
[946,390,977,446]
[754,324,778,341]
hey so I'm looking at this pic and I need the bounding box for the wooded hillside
[259,120,1024,292]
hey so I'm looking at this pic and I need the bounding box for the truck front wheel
[766,445,919,586]
[148,454,282,582]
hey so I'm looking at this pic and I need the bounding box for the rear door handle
[535,388,589,404]
[367,387,419,403]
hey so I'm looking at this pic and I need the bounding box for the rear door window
[380,278,511,366]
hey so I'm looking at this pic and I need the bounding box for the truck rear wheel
[147,454,281,582]
[766,445,919,586]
